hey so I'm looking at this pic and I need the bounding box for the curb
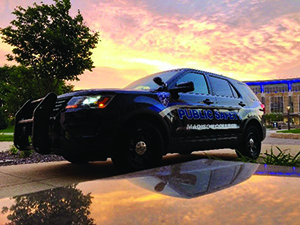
[270,133,300,139]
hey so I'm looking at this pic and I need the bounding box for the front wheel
[112,122,164,171]
[236,126,261,160]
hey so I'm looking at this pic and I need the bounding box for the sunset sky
[1,0,300,90]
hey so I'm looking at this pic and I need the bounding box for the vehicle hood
[58,88,153,98]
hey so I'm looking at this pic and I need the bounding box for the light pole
[287,106,291,130]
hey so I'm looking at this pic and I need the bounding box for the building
[246,78,300,125]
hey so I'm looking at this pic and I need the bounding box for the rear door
[208,75,243,141]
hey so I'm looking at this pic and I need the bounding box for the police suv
[14,68,266,170]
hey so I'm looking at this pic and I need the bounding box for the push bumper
[14,93,57,153]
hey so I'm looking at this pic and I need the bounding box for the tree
[2,184,95,225]
[0,0,99,96]
[0,107,8,129]
[264,113,283,125]
[0,65,74,118]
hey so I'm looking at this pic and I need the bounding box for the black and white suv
[14,68,266,170]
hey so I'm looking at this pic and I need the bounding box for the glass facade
[292,83,300,92]
[249,85,261,94]
[246,78,300,125]
[270,96,283,113]
[289,96,294,113]
[264,84,288,93]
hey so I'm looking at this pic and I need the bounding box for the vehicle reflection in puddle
[125,159,258,199]
[1,159,300,224]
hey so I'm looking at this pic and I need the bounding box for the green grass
[0,126,14,142]
[0,134,14,142]
[0,125,14,133]
[277,129,300,134]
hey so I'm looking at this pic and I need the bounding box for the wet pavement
[0,129,299,199]
[0,159,300,224]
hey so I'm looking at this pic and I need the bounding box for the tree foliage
[0,65,74,118]
[264,113,283,125]
[0,107,8,129]
[2,184,95,225]
[0,0,99,96]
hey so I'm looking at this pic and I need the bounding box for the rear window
[210,76,237,97]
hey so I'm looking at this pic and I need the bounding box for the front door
[168,72,217,151]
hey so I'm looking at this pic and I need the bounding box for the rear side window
[176,72,209,94]
[239,82,259,101]
[210,76,237,97]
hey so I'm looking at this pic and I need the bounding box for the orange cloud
[1,0,300,90]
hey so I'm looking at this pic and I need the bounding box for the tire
[112,121,164,171]
[236,126,261,160]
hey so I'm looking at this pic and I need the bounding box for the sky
[0,0,300,90]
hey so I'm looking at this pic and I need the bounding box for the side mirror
[153,77,164,86]
[153,77,167,91]
[169,81,194,99]
[175,81,194,93]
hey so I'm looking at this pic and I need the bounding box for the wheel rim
[247,132,260,157]
[128,128,154,167]
[135,141,147,155]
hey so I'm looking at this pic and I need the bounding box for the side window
[210,76,236,97]
[176,73,209,94]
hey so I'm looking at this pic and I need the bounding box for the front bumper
[14,93,114,160]
[14,93,58,153]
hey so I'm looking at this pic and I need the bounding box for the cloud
[71,66,148,90]
[79,0,300,82]
[1,0,300,90]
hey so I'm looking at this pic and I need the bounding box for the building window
[249,85,261,94]
[299,96,300,113]
[261,96,265,105]
[265,84,288,93]
[270,96,283,113]
[292,83,300,92]
[289,96,294,113]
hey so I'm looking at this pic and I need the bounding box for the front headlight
[66,95,114,109]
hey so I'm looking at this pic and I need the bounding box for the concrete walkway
[0,161,117,198]
[0,142,13,152]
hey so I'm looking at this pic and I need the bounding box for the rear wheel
[112,121,164,171]
[236,126,261,159]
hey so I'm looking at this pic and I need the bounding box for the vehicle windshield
[125,70,179,91]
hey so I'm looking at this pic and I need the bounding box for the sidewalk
[0,160,116,198]
[0,142,13,152]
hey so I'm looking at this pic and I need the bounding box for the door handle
[203,99,214,105]
[239,101,246,107]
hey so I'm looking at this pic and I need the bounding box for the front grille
[51,97,72,116]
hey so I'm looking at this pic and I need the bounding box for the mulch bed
[0,151,65,167]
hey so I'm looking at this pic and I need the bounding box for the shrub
[260,146,300,167]
[19,150,34,158]
[9,145,18,155]
[0,108,8,130]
